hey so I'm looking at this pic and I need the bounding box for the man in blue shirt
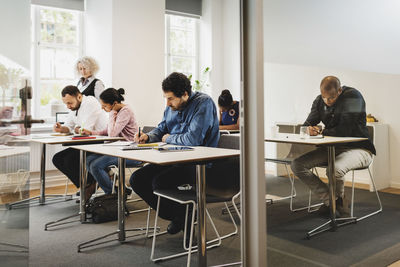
[130,72,219,235]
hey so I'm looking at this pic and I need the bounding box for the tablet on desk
[157,146,194,152]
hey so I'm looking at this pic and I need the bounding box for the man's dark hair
[320,76,341,92]
[162,72,192,97]
[61,85,81,97]
[100,88,125,104]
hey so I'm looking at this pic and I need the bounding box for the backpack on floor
[86,193,128,223]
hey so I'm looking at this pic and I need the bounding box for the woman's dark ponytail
[100,87,125,104]
[117,88,125,102]
[218,89,233,108]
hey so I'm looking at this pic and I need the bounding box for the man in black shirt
[291,76,376,217]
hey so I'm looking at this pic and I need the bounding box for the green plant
[188,67,210,92]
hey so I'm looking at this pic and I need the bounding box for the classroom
[1,0,400,266]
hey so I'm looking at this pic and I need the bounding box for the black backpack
[86,194,129,223]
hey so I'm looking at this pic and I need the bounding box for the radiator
[29,142,66,172]
[0,151,30,174]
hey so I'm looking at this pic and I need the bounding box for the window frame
[165,13,200,82]
[31,5,84,119]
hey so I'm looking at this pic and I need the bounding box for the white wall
[201,0,241,103]
[0,0,30,70]
[264,0,400,74]
[85,0,113,87]
[85,0,165,127]
[263,0,400,187]
[112,0,165,127]
[222,0,240,101]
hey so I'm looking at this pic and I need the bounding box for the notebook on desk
[120,145,153,151]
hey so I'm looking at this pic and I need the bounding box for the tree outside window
[165,14,199,88]
[32,6,82,119]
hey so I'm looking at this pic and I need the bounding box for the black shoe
[317,203,341,218]
[125,187,132,196]
[167,220,184,235]
[113,186,132,196]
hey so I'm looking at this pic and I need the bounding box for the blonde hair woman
[75,56,105,100]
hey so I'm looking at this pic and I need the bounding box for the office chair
[265,144,323,212]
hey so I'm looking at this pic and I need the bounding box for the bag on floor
[86,194,128,223]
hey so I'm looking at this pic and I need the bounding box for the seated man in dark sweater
[291,76,376,217]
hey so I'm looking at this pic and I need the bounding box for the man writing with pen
[52,85,107,201]
[291,76,376,217]
[130,72,221,237]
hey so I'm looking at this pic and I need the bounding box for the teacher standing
[75,56,105,100]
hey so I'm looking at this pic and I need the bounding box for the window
[31,5,83,119]
[165,14,199,83]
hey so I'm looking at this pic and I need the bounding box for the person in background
[75,56,105,100]
[130,72,220,235]
[82,88,141,195]
[52,85,108,202]
[218,89,239,131]
[291,76,376,217]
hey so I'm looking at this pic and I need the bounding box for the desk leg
[327,146,337,230]
[307,145,356,238]
[77,157,158,252]
[196,164,207,267]
[118,157,126,241]
[39,143,46,204]
[80,150,87,222]
[44,149,87,230]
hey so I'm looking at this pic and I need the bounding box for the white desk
[71,143,240,266]
[7,134,123,209]
[265,134,368,237]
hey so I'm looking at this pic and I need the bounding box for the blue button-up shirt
[147,91,220,147]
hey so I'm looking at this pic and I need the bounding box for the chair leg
[222,202,239,237]
[351,170,355,217]
[150,196,161,262]
[355,167,383,222]
[232,192,241,221]
[290,167,323,212]
[64,178,69,198]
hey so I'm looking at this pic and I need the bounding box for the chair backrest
[366,125,374,143]
[142,126,156,133]
[217,134,240,150]
[206,134,240,198]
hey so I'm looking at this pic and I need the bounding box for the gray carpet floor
[2,175,400,267]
